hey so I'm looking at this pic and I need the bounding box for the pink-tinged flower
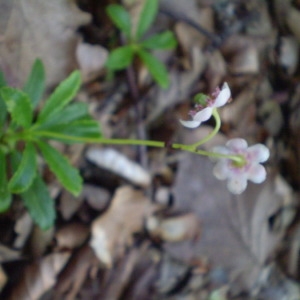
[180,82,231,128]
[212,138,270,194]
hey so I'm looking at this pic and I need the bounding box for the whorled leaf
[23,58,45,108]
[137,49,169,88]
[0,87,33,128]
[21,175,56,230]
[37,140,82,196]
[8,142,37,193]
[37,71,81,124]
[0,151,12,212]
[106,4,131,39]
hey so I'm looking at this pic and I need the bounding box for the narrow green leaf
[37,71,81,124]
[36,102,89,129]
[106,46,134,71]
[0,87,33,128]
[8,142,37,193]
[136,0,158,40]
[21,175,56,230]
[141,31,177,49]
[37,141,82,196]
[0,151,12,212]
[137,50,169,88]
[43,119,101,143]
[23,59,45,107]
[106,4,131,39]
[0,71,7,87]
[0,73,8,125]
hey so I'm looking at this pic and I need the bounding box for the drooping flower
[212,138,270,194]
[180,82,231,128]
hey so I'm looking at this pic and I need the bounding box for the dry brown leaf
[29,226,55,258]
[54,245,98,300]
[90,186,155,267]
[146,47,206,124]
[86,147,152,187]
[59,190,84,221]
[171,153,295,295]
[81,184,111,211]
[0,265,7,293]
[174,5,214,50]
[0,0,90,87]
[76,42,108,82]
[55,223,89,250]
[13,213,33,249]
[0,244,20,263]
[146,213,200,242]
[9,252,71,300]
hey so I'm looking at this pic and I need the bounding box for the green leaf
[136,0,158,40]
[106,4,131,39]
[21,175,56,230]
[37,71,81,124]
[8,142,37,193]
[0,151,12,212]
[45,119,101,143]
[0,87,33,128]
[0,71,7,87]
[36,102,89,129]
[0,73,8,126]
[37,141,82,196]
[106,46,134,71]
[137,50,169,88]
[141,31,177,49]
[23,59,45,107]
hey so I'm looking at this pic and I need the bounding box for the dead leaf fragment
[13,212,33,249]
[90,186,154,267]
[55,223,89,250]
[9,252,71,300]
[86,147,151,187]
[0,0,91,87]
[76,42,108,82]
[171,153,295,294]
[0,265,7,293]
[147,213,200,242]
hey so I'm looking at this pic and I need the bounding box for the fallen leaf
[0,265,7,293]
[54,245,98,300]
[0,0,91,87]
[86,147,152,187]
[13,212,33,249]
[90,186,154,267]
[146,213,200,242]
[76,42,108,82]
[0,244,20,263]
[55,223,89,250]
[9,252,71,300]
[171,153,295,295]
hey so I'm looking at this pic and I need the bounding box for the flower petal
[179,119,201,128]
[247,164,267,183]
[227,176,248,194]
[213,160,229,180]
[214,82,231,107]
[247,144,270,163]
[226,138,248,152]
[193,107,213,122]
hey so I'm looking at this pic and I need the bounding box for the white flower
[180,82,231,128]
[212,138,270,194]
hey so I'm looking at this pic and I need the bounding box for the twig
[126,65,149,169]
[159,8,223,49]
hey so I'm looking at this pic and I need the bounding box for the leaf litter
[1,0,300,299]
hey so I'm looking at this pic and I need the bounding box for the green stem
[28,130,245,165]
[189,108,221,148]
